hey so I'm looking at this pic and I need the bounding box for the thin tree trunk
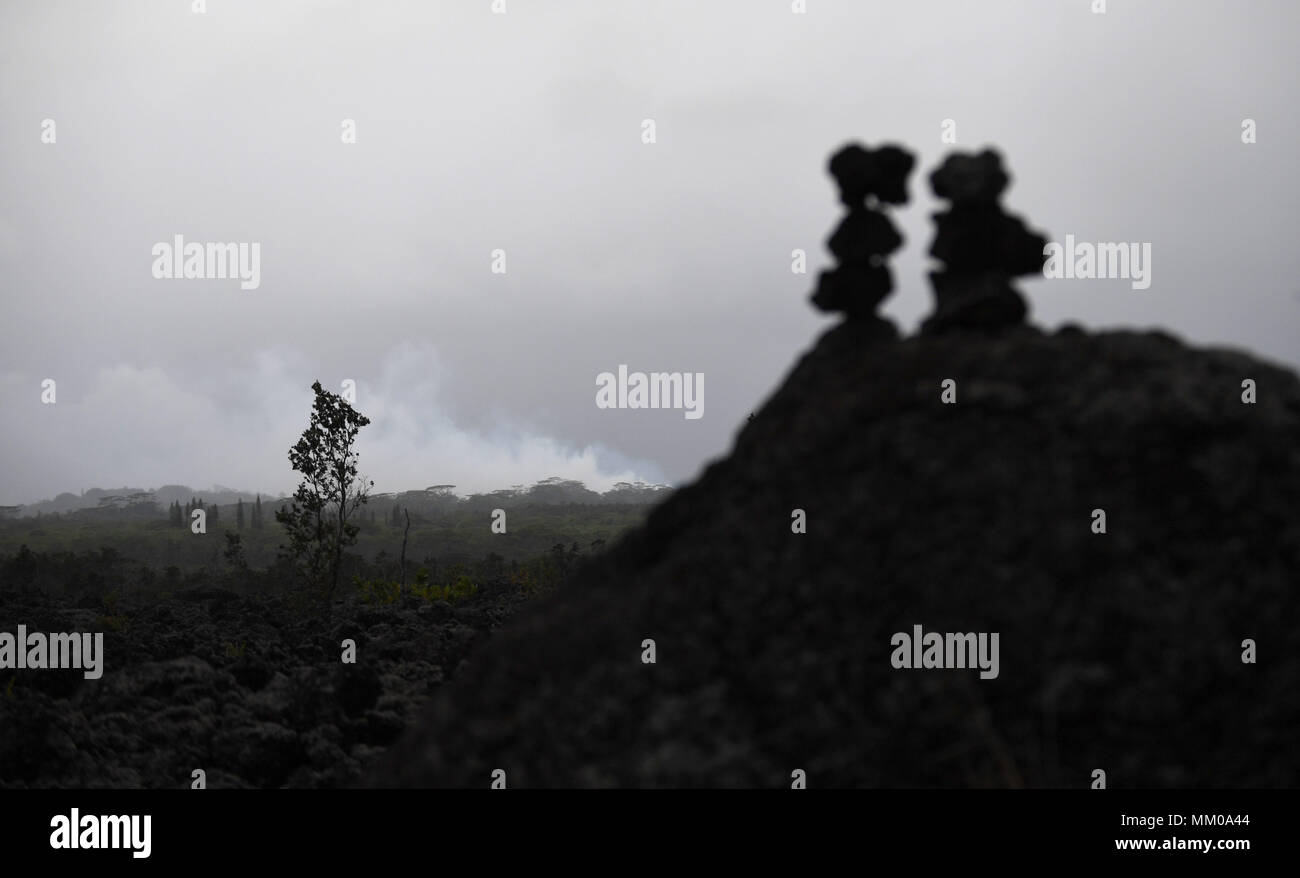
[332,462,347,599]
[399,509,411,594]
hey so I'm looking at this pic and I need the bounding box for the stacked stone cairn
[810,142,916,331]
[921,149,1049,333]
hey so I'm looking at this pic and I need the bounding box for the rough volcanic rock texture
[0,586,515,788]
[373,324,1300,787]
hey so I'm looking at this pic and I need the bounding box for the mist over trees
[5,478,670,524]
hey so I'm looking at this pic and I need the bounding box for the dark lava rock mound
[373,323,1300,787]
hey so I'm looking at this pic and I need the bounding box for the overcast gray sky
[2,0,1297,505]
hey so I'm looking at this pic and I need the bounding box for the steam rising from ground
[0,342,659,505]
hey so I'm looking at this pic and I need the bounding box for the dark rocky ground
[371,321,1300,788]
[4,321,1297,790]
[0,582,525,788]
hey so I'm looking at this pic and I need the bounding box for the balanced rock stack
[809,142,916,332]
[921,149,1049,334]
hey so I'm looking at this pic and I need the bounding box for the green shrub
[411,573,478,603]
[353,570,478,605]
[353,575,401,605]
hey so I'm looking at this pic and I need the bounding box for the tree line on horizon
[4,478,671,525]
